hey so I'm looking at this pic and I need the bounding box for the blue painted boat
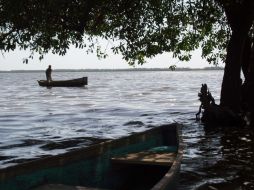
[0,123,183,190]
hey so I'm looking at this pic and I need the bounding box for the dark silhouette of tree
[1,0,254,124]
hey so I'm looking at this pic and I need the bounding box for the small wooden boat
[38,77,88,87]
[0,123,183,190]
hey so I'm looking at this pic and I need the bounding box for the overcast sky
[0,45,218,71]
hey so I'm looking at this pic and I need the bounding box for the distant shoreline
[0,67,224,73]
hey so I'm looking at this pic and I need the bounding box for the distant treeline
[0,67,224,73]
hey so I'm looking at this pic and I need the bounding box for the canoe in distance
[38,77,88,87]
[0,123,183,190]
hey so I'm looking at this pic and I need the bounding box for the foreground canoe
[38,77,88,87]
[0,123,183,190]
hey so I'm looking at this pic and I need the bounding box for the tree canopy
[0,0,231,65]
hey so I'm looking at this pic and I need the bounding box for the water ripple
[2,71,253,189]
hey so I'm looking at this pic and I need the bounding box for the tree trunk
[243,38,254,126]
[250,47,254,127]
[220,1,253,113]
[242,37,252,81]
[220,31,247,112]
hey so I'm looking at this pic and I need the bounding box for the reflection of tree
[200,127,254,189]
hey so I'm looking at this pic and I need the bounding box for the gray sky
[0,46,217,71]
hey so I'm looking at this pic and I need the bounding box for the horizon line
[0,67,224,72]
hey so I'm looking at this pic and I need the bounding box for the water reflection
[1,71,254,189]
[180,123,254,190]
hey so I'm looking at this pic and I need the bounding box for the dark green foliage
[0,0,233,65]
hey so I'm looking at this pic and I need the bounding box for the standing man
[46,65,52,82]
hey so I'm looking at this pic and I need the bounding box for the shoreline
[0,67,224,73]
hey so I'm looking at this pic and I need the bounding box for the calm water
[0,70,253,190]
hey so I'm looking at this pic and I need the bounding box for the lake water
[0,70,253,190]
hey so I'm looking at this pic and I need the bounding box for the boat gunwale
[0,123,179,182]
[0,123,183,190]
[151,124,184,190]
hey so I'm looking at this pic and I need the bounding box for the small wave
[0,139,45,150]
[40,137,107,151]
[123,121,145,126]
[0,155,16,161]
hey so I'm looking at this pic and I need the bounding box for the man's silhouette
[46,65,52,82]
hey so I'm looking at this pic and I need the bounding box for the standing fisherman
[46,65,52,82]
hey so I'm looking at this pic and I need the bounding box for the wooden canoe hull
[38,77,88,87]
[0,124,183,190]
